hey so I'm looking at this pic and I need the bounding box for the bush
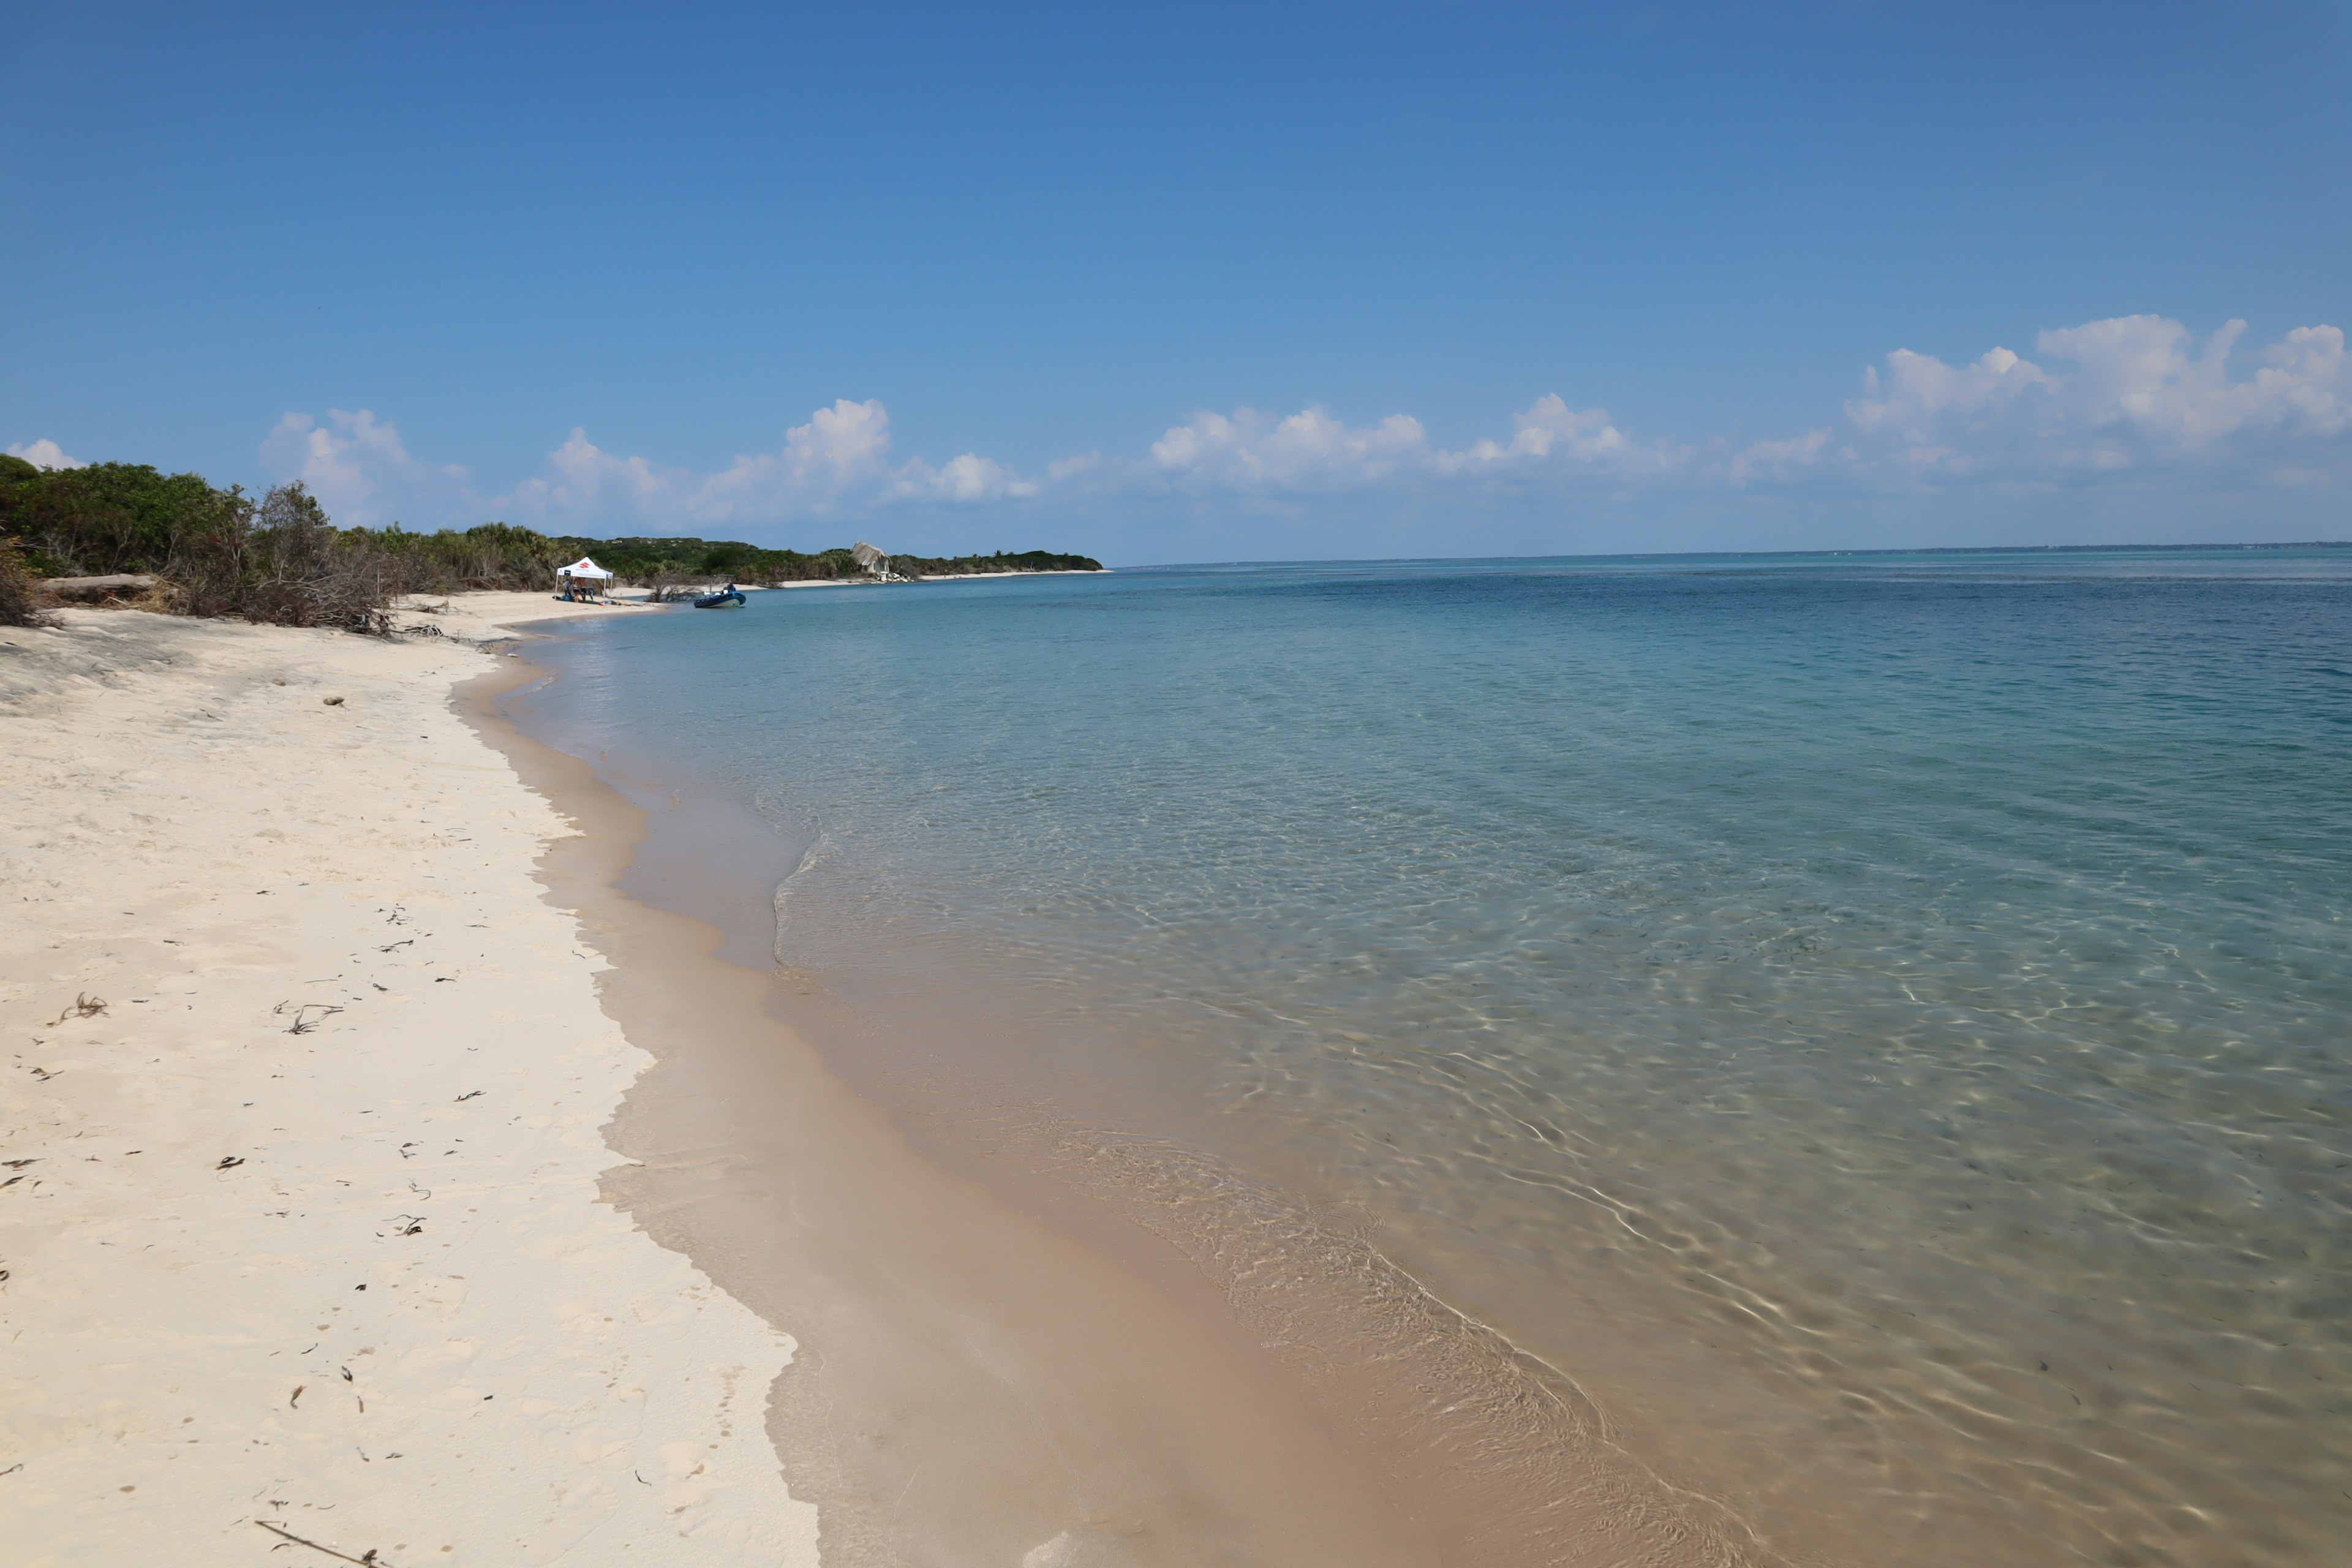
[0,533,53,628]
[0,462,244,579]
[0,448,1105,626]
[355,521,562,592]
[170,483,407,630]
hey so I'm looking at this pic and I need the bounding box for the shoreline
[491,600,1781,1568]
[10,586,1768,1567]
[1,595,815,1566]
[471,610,1461,1567]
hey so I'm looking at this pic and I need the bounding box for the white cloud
[252,312,2347,541]
[896,450,1040,503]
[492,400,1038,531]
[6,438,85,470]
[1143,394,1678,493]
[260,409,475,527]
[1725,427,1833,484]
[1830,315,2347,481]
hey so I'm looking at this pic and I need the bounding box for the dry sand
[0,594,818,1566]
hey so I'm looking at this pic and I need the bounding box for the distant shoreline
[1123,540,2352,571]
[748,567,1109,590]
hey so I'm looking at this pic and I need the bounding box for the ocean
[508,548,2352,1566]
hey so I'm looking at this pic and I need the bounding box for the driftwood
[39,574,160,603]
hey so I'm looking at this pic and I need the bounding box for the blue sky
[6,1,2348,563]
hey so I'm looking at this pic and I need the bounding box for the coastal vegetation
[570,537,1101,584]
[0,454,1101,630]
[0,530,47,627]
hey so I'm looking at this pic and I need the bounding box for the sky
[5,0,2349,564]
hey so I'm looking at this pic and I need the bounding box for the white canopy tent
[556,556,616,601]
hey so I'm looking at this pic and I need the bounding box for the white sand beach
[0,595,818,1566]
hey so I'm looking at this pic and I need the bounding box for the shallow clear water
[520,549,2352,1566]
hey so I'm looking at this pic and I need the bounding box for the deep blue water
[517,549,2352,1566]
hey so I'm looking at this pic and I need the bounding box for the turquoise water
[519,549,2352,1566]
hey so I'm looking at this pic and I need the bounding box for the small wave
[1025,1117,1780,1567]
[771,833,835,962]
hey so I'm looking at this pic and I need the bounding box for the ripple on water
[526,551,2352,1567]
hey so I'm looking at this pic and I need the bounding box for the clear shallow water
[520,549,2352,1566]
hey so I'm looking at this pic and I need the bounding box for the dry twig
[253,1519,394,1566]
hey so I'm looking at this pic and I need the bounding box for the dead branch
[253,1519,395,1566]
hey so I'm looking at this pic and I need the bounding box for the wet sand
[479,621,1779,1567]
[0,584,1785,1567]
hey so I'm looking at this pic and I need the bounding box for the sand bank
[0,595,815,1566]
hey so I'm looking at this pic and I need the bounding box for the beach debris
[216,1156,244,1170]
[383,1215,424,1237]
[377,940,412,953]
[27,1066,59,1080]
[252,1519,393,1566]
[383,904,408,927]
[50,994,107,1024]
[1,1158,37,1169]
[322,696,345,706]
[39,573,159,604]
[290,1384,305,1408]
[454,1090,481,1102]
[285,1005,344,1035]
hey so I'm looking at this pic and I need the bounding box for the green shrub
[0,462,244,578]
[0,448,1103,624]
[0,533,52,628]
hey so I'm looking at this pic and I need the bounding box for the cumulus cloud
[260,409,476,527]
[1144,318,2345,500]
[1144,394,1678,493]
[251,312,2346,538]
[255,398,1039,533]
[6,438,85,470]
[1818,315,2348,481]
[496,399,1037,530]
